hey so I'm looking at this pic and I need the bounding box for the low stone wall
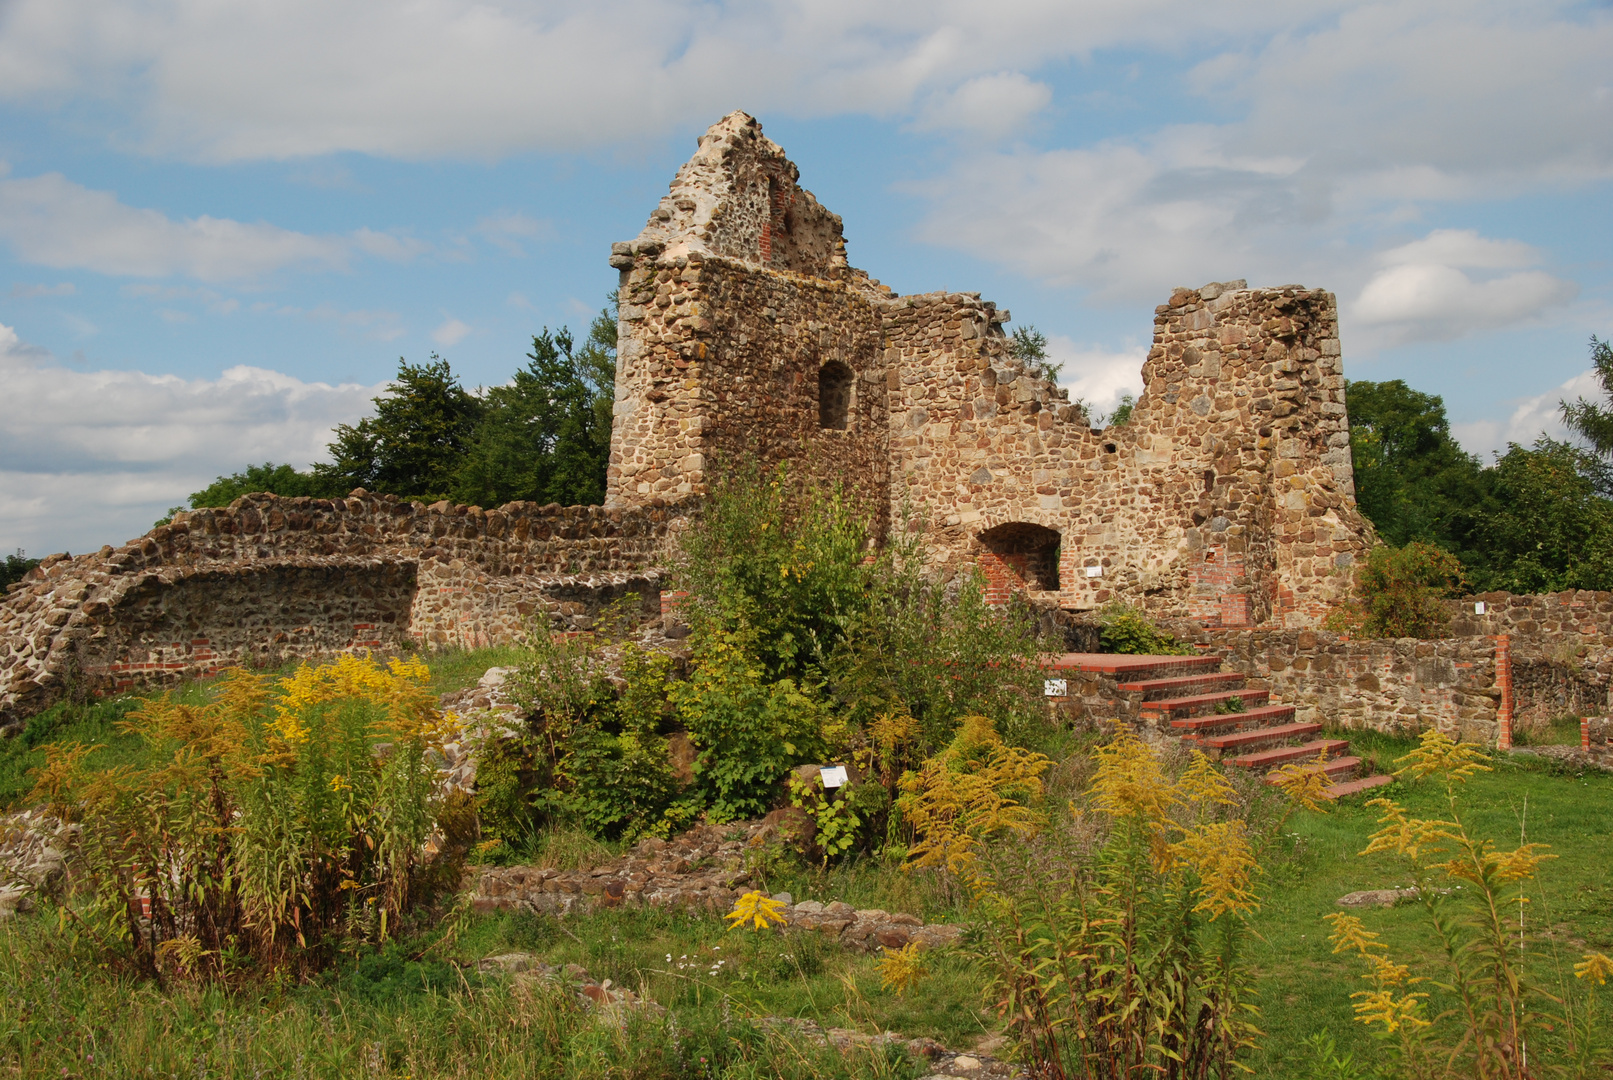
[1200,628,1501,741]
[0,490,680,732]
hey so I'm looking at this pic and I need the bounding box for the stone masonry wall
[1446,591,1613,721]
[608,249,889,524]
[888,281,1369,626]
[1203,628,1501,741]
[0,492,676,732]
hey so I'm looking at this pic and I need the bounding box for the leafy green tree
[1,550,40,591]
[188,463,340,507]
[1344,379,1492,548]
[1464,438,1613,592]
[1558,335,1613,494]
[314,356,484,500]
[449,301,616,507]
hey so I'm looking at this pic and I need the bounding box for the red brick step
[1198,721,1323,754]
[1228,738,1349,771]
[1324,774,1395,800]
[1117,671,1247,699]
[1170,704,1297,736]
[1262,755,1361,785]
[1141,688,1270,720]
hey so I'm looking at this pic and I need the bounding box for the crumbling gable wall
[606,112,891,523]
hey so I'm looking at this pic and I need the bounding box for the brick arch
[976,521,1061,600]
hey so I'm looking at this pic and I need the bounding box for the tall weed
[29,655,463,977]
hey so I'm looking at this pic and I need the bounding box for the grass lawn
[4,650,1613,1078]
[1247,726,1613,1076]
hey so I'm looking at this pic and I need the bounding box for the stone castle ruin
[11,111,1574,746]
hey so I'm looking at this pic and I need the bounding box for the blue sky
[0,0,1609,556]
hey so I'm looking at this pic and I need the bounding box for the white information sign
[819,766,849,789]
[1475,601,1487,614]
[1044,678,1068,698]
[1085,566,1103,578]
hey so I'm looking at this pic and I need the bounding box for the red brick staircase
[1047,653,1393,799]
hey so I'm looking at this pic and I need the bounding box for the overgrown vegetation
[27,655,467,978]
[1326,541,1468,639]
[1097,603,1196,655]
[472,464,1052,858]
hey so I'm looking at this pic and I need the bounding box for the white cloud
[1353,229,1578,343]
[915,72,1052,137]
[475,212,552,257]
[1450,369,1601,460]
[0,321,383,555]
[432,317,472,347]
[9,281,75,298]
[907,3,1611,311]
[0,170,344,280]
[0,0,1367,162]
[1051,336,1147,419]
[0,169,436,282]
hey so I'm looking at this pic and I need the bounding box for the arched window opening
[977,522,1062,593]
[819,361,853,430]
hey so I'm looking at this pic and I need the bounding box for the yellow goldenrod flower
[1576,952,1613,985]
[724,890,788,931]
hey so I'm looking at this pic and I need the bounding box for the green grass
[6,651,1613,1077]
[1246,736,1613,1077]
[0,907,938,1079]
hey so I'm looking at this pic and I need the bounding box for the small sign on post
[1044,678,1068,698]
[819,765,849,790]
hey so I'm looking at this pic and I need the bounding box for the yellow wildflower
[1575,952,1613,985]
[724,890,788,931]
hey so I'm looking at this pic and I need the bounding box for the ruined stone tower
[605,111,1370,627]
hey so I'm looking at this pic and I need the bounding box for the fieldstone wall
[1446,591,1613,721]
[0,492,677,732]
[1202,628,1501,740]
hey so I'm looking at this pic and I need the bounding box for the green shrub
[1326,541,1466,639]
[1097,603,1195,655]
[675,463,874,686]
[499,632,683,846]
[671,627,826,822]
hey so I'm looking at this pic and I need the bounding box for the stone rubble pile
[472,823,963,952]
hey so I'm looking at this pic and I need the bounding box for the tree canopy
[184,296,617,514]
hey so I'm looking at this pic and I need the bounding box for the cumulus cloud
[1450,369,1600,460]
[907,3,1610,309]
[1051,336,1147,420]
[0,321,382,555]
[915,72,1052,137]
[0,169,431,282]
[432,317,472,347]
[0,0,1396,162]
[1353,229,1578,343]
